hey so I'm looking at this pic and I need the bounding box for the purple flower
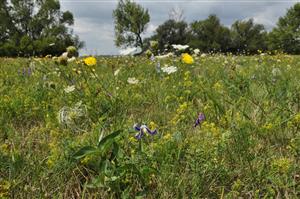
[150,54,155,62]
[28,67,32,76]
[18,67,32,77]
[156,62,161,73]
[194,113,205,127]
[133,124,157,140]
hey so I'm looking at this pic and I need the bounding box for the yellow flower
[294,113,300,124]
[84,56,97,66]
[263,123,273,130]
[181,53,194,64]
[163,133,172,140]
[149,121,157,130]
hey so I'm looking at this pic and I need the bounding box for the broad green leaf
[97,130,122,147]
[72,146,97,160]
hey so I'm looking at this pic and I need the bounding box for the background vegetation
[114,1,300,55]
[0,0,83,57]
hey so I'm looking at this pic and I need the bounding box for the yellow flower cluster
[0,180,10,198]
[84,56,97,66]
[171,102,188,125]
[181,53,194,64]
[183,71,193,87]
[271,157,292,174]
[263,123,274,131]
[213,81,223,92]
[202,122,220,137]
[149,121,157,131]
[293,113,300,124]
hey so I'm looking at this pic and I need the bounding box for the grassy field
[0,54,300,198]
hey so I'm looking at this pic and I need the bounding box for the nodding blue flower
[194,113,205,127]
[133,124,157,140]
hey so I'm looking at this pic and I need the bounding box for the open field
[0,54,300,198]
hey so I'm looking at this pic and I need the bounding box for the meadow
[0,54,300,198]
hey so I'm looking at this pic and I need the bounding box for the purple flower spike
[28,68,32,76]
[194,113,205,127]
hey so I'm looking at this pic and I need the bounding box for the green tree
[189,15,231,53]
[113,0,150,51]
[0,0,83,57]
[148,19,189,53]
[0,0,12,43]
[230,19,267,54]
[268,3,300,54]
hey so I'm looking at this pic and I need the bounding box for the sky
[60,0,299,55]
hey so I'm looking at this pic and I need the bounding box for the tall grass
[0,54,299,198]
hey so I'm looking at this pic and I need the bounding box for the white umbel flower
[161,66,178,74]
[155,52,174,59]
[172,44,189,50]
[127,77,139,84]
[114,69,121,76]
[64,85,75,93]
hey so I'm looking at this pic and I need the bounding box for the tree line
[0,0,83,57]
[114,0,300,55]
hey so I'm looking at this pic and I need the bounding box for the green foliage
[189,15,231,53]
[230,19,267,53]
[148,20,189,53]
[144,16,268,55]
[0,0,83,57]
[268,3,300,54]
[113,0,150,50]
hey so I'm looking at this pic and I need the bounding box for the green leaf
[72,146,97,160]
[97,130,122,147]
[86,176,106,188]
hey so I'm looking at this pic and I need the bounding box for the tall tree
[189,15,231,52]
[268,3,300,54]
[230,19,267,53]
[149,19,189,53]
[113,0,150,50]
[0,0,83,57]
[0,0,11,43]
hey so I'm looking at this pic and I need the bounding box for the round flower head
[181,53,194,64]
[84,56,97,66]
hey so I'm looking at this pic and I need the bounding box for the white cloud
[144,23,158,37]
[60,1,297,55]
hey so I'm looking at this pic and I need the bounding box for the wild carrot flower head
[161,66,178,74]
[127,77,139,84]
[84,56,97,66]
